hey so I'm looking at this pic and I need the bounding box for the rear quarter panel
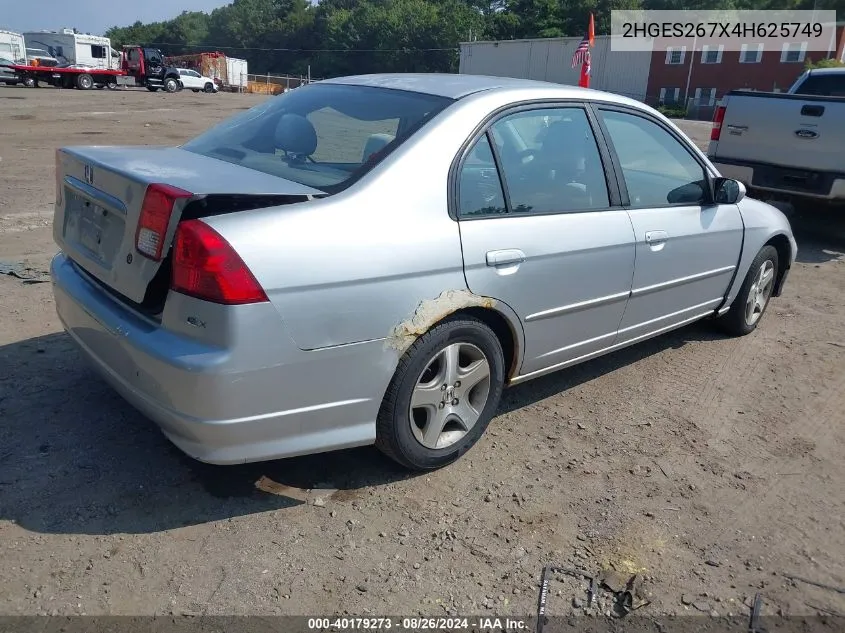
[203,90,541,358]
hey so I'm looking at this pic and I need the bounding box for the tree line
[104,0,845,78]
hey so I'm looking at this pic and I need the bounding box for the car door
[456,104,637,377]
[180,70,198,89]
[593,106,744,345]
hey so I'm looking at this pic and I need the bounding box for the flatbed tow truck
[9,45,183,92]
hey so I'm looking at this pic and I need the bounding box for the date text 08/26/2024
[306,617,528,630]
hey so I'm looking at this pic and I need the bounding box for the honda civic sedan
[50,73,797,470]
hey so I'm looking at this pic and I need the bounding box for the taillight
[135,183,192,261]
[710,105,726,141]
[171,219,268,305]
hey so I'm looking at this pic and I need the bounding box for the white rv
[0,29,25,84]
[0,29,26,64]
[22,29,118,69]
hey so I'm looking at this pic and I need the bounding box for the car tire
[375,316,505,471]
[76,73,94,90]
[23,76,36,88]
[718,245,779,337]
[164,78,178,93]
[204,82,214,93]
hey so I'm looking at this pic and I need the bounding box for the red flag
[571,14,595,89]
[578,54,591,88]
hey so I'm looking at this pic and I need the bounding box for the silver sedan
[50,73,797,470]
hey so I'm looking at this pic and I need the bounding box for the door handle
[644,230,668,245]
[486,249,525,267]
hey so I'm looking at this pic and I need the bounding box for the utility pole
[684,32,697,106]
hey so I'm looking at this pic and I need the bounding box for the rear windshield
[181,83,453,193]
[795,73,845,97]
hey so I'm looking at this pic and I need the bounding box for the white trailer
[22,29,118,69]
[0,29,26,64]
[226,56,248,90]
[459,36,652,103]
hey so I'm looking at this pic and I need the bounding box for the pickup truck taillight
[136,183,192,261]
[171,219,269,305]
[711,105,726,141]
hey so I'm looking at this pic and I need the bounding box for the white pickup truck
[707,67,845,210]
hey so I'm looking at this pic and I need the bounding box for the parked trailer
[226,57,248,91]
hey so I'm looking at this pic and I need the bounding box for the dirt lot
[1,86,844,622]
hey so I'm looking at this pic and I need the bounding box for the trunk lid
[54,146,321,305]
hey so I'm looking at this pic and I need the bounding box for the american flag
[571,35,591,69]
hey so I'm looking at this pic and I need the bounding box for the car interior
[459,111,611,217]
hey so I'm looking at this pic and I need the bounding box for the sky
[4,0,232,36]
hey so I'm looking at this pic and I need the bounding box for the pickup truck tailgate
[711,93,844,174]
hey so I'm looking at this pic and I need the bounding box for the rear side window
[182,83,453,193]
[458,135,507,217]
[490,107,610,214]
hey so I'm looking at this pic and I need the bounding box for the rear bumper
[710,157,845,203]
[50,252,389,464]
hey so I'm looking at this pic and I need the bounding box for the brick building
[645,23,845,116]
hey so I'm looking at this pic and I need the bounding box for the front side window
[489,107,610,214]
[182,83,452,193]
[599,109,708,208]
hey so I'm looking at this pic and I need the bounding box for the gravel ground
[1,85,844,622]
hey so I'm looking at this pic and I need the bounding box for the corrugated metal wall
[459,36,651,102]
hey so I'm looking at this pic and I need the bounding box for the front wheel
[204,82,214,93]
[163,77,178,93]
[718,245,779,336]
[23,76,36,88]
[375,316,505,471]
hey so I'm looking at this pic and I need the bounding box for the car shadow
[789,214,845,264]
[0,319,721,536]
[499,320,721,414]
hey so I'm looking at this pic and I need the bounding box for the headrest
[362,133,395,162]
[274,114,318,156]
[542,121,585,147]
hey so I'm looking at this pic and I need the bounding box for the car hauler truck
[9,45,182,91]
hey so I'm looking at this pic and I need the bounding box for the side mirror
[714,177,746,205]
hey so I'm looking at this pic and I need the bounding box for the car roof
[807,67,845,75]
[320,72,623,102]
